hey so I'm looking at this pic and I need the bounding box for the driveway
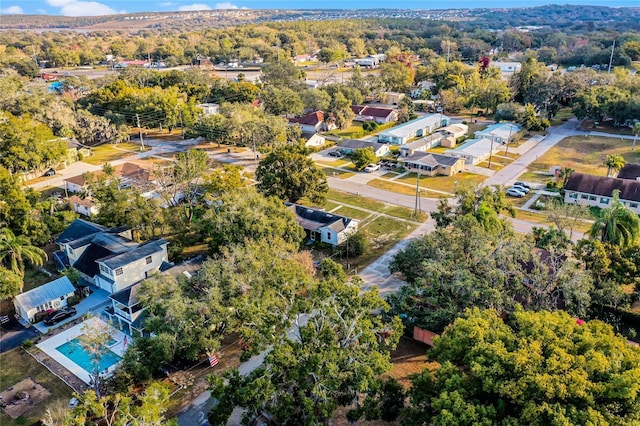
[32,286,110,333]
[0,317,40,353]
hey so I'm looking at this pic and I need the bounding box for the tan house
[400,152,465,177]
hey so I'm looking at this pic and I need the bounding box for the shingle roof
[100,239,168,269]
[110,283,141,306]
[617,164,640,180]
[565,172,640,202]
[14,277,75,312]
[290,111,324,126]
[403,152,462,167]
[55,219,105,245]
[351,105,396,118]
[286,204,354,233]
[74,244,114,277]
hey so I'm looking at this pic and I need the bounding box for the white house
[14,276,76,323]
[54,219,169,294]
[439,123,468,140]
[564,172,640,214]
[399,133,444,157]
[197,103,220,115]
[68,195,99,217]
[287,203,359,246]
[338,139,390,157]
[446,137,498,165]
[490,61,522,78]
[475,122,521,145]
[302,132,326,148]
[378,114,450,145]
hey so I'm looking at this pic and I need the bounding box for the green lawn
[549,108,574,127]
[321,167,356,179]
[330,205,373,221]
[523,136,640,178]
[367,178,444,198]
[327,189,426,222]
[83,143,147,165]
[396,172,486,193]
[0,349,74,426]
[325,124,364,139]
[316,158,351,168]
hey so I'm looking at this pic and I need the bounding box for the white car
[506,188,526,198]
[512,185,530,194]
[364,164,380,173]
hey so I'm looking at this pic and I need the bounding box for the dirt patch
[0,378,51,419]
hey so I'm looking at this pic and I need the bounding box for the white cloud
[215,2,239,9]
[178,3,212,11]
[46,0,124,16]
[159,2,175,6]
[1,5,24,14]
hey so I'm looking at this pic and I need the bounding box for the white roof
[380,114,448,138]
[451,137,494,158]
[476,123,521,141]
[14,276,75,312]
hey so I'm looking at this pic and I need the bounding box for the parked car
[514,181,531,189]
[328,150,343,157]
[43,168,56,177]
[506,188,526,198]
[364,164,380,173]
[43,307,77,325]
[512,185,530,194]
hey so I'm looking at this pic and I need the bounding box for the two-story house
[54,219,169,294]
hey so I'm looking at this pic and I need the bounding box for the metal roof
[14,277,75,312]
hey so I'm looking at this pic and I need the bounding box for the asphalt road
[0,318,40,353]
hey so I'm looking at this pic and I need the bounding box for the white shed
[14,276,76,323]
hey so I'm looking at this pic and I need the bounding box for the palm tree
[0,228,48,277]
[632,122,640,151]
[589,190,640,247]
[604,154,625,177]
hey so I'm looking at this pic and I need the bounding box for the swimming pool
[55,338,122,375]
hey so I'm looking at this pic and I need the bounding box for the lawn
[0,349,74,426]
[327,189,426,222]
[476,161,505,171]
[549,108,574,127]
[83,143,147,165]
[316,158,351,168]
[330,205,373,221]
[321,167,356,179]
[367,178,444,198]
[524,136,640,177]
[396,172,486,193]
[514,209,593,235]
[325,124,364,139]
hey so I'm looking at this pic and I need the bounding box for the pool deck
[36,317,128,385]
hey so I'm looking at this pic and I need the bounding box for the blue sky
[0,0,635,17]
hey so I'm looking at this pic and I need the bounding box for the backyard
[82,143,147,165]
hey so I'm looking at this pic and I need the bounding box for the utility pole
[446,40,451,63]
[608,39,616,74]
[136,114,145,150]
[488,134,495,170]
[504,124,514,158]
[178,108,185,139]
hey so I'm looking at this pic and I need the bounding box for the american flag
[208,354,219,367]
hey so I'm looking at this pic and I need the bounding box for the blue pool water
[55,338,122,374]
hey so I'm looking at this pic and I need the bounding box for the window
[580,194,588,199]
[588,195,596,201]
[569,192,578,199]
[99,263,112,276]
[115,267,123,276]
[600,197,609,204]
[67,247,74,255]
[631,203,639,209]
[145,255,152,265]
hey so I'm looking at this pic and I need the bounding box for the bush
[546,181,558,189]
[66,295,81,306]
[22,339,33,349]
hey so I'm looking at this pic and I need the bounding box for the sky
[0,0,636,17]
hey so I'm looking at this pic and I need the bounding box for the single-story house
[378,114,450,145]
[475,123,521,145]
[64,162,155,194]
[197,103,220,116]
[54,219,169,294]
[446,137,499,165]
[287,203,359,246]
[354,54,386,68]
[616,163,640,181]
[383,92,406,105]
[564,172,640,214]
[338,139,390,157]
[14,276,76,323]
[302,132,326,148]
[288,111,333,133]
[441,136,457,148]
[439,124,468,140]
[400,152,465,176]
[399,133,444,157]
[68,195,99,217]
[351,105,398,124]
[490,61,522,78]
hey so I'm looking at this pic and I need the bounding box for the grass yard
[466,121,490,137]
[524,136,640,177]
[349,216,417,270]
[83,143,147,165]
[326,124,364,139]
[321,167,356,179]
[477,161,505,171]
[367,178,444,198]
[396,172,486,193]
[327,190,426,222]
[330,205,373,221]
[426,146,449,154]
[316,158,351,168]
[0,349,74,426]
[549,108,574,127]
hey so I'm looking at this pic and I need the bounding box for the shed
[14,277,76,323]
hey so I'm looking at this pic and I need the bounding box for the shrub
[22,339,33,349]
[66,295,81,306]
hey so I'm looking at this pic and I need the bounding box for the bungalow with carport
[286,203,359,246]
[399,133,444,157]
[351,105,398,124]
[400,152,465,177]
[338,139,390,157]
[564,172,640,214]
[14,276,76,323]
[378,114,450,145]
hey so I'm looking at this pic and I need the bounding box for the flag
[208,354,219,367]
[123,335,128,348]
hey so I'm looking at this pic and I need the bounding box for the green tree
[403,307,640,426]
[300,89,331,112]
[256,147,328,205]
[0,266,22,300]
[198,188,305,253]
[379,61,415,93]
[350,147,378,171]
[327,92,355,130]
[0,227,47,278]
[604,154,625,177]
[590,189,640,247]
[260,85,304,116]
[77,319,118,397]
[260,59,305,90]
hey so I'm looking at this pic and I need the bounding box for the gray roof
[56,219,106,245]
[110,283,141,307]
[286,203,355,233]
[100,239,168,269]
[403,152,462,167]
[617,164,640,180]
[15,277,75,312]
[339,139,387,152]
[565,172,640,202]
